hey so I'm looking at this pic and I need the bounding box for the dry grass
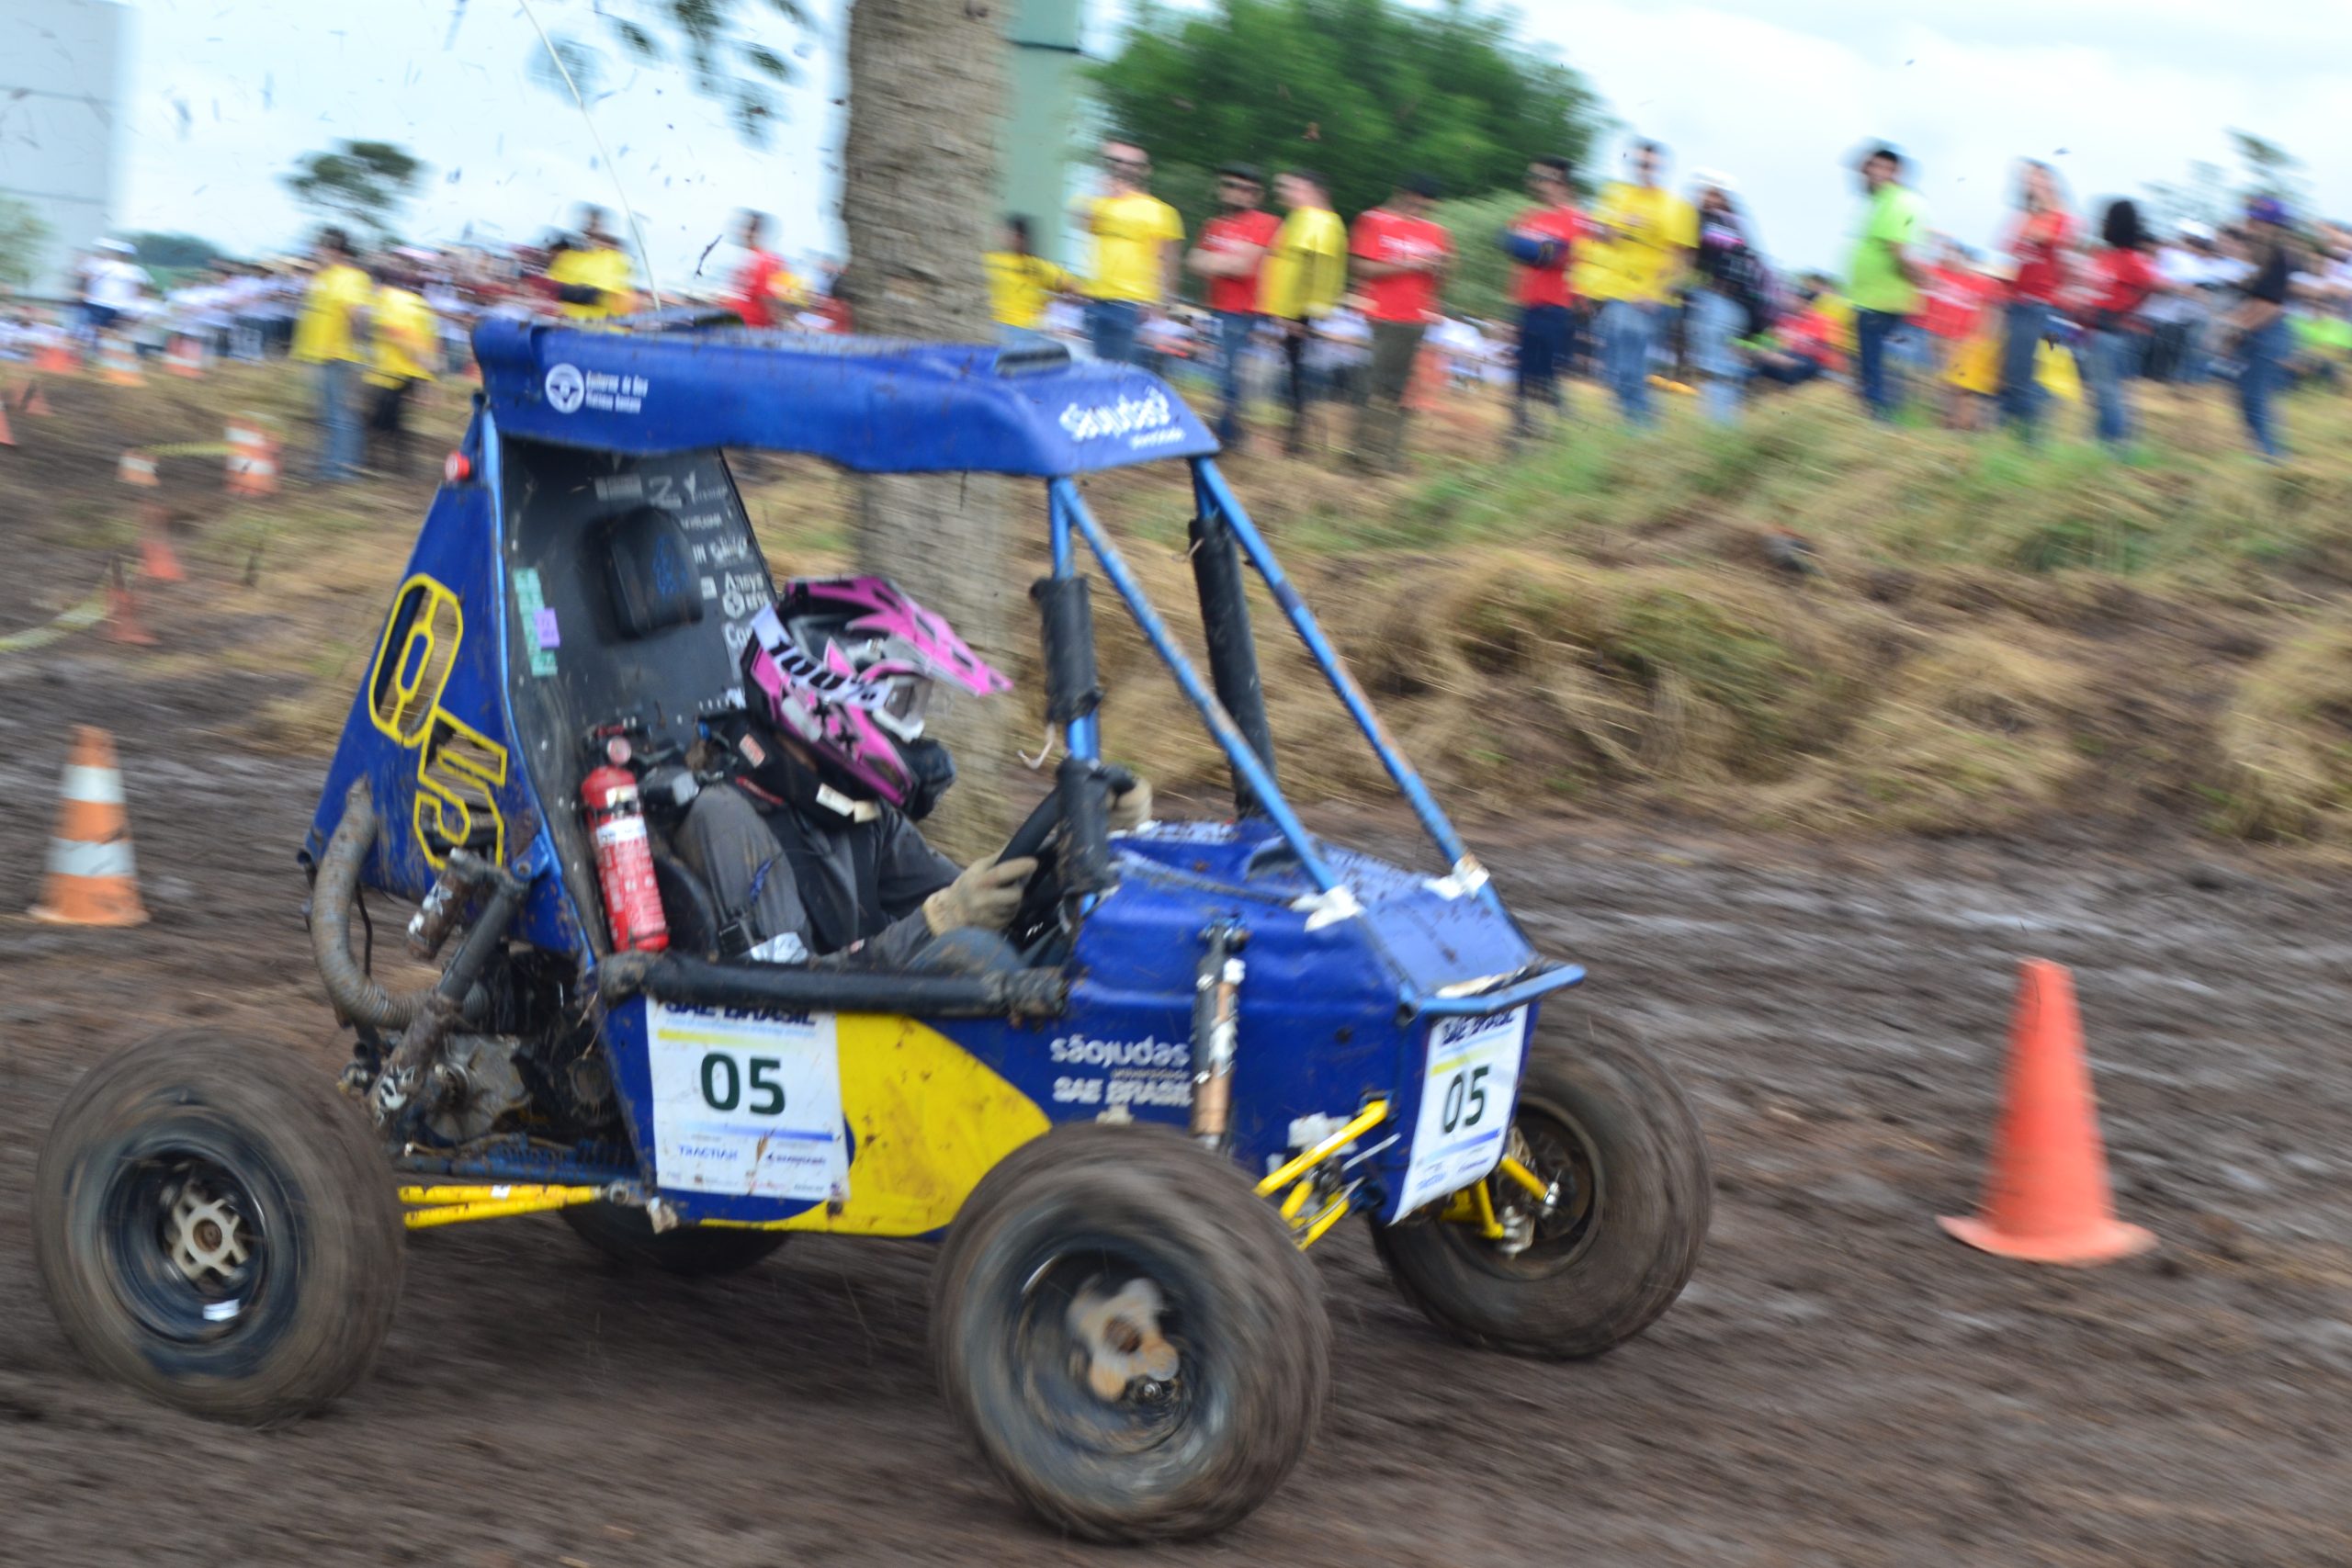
[18,352,2352,843]
[2214,617,2352,840]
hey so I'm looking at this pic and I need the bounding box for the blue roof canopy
[473,315,1219,477]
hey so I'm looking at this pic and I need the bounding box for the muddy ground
[2,400,2349,1565]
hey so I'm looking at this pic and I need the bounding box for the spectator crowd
[8,134,2350,479]
[1002,135,2352,467]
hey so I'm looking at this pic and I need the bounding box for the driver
[676,577,1149,970]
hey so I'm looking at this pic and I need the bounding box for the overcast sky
[111,0,2352,278]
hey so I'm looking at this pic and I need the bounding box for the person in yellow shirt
[289,228,372,482]
[546,207,637,321]
[1587,139,1699,425]
[366,261,436,476]
[1260,169,1348,456]
[1079,142,1182,364]
[985,216,1076,335]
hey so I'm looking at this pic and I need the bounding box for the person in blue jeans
[2231,197,2300,459]
[1186,164,1281,446]
[1846,146,1928,420]
[1589,140,1698,427]
[1688,172,1761,423]
[1502,154,1582,441]
[2082,198,2162,448]
[1997,161,2076,443]
[1086,299,1141,367]
[1597,299,1657,423]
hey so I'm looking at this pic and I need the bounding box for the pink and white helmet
[740,577,1012,812]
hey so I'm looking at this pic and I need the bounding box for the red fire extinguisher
[582,763,669,953]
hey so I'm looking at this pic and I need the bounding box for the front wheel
[1374,1011,1711,1359]
[32,1031,407,1424]
[932,1123,1329,1542]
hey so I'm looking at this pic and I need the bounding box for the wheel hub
[166,1179,250,1287]
[1067,1277,1181,1402]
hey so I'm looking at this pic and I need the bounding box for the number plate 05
[1396,1007,1529,1216]
[648,1000,849,1202]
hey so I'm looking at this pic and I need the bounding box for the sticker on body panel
[648,1000,849,1201]
[1395,1008,1529,1216]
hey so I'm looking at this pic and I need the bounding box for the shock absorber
[1190,921,1247,1149]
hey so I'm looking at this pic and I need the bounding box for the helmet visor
[873,672,933,739]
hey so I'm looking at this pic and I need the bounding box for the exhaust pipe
[311,778,431,1031]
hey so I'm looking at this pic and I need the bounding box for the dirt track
[3,419,2350,1564]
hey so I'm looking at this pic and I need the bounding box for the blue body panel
[598,819,1546,1227]
[300,412,585,954]
[473,318,1218,477]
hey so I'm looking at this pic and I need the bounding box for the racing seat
[499,439,774,958]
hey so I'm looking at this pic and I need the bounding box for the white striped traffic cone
[30,727,148,926]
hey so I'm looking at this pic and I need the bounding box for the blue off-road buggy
[33,316,1709,1541]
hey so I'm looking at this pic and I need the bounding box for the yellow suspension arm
[398,1183,607,1230]
[1253,1100,1390,1198]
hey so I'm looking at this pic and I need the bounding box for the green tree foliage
[282,140,427,243]
[1427,190,1528,325]
[2143,130,2312,232]
[1093,0,1606,231]
[0,197,51,291]
[528,0,808,144]
[127,232,224,272]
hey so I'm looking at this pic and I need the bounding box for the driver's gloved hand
[1108,775,1153,833]
[923,853,1039,936]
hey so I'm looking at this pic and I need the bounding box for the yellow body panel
[714,1013,1052,1237]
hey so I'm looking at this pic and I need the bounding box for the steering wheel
[998,764,1133,953]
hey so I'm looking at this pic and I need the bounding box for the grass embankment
[16,358,2352,843]
[1077,383,2352,843]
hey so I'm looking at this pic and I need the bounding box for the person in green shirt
[1847,144,1928,418]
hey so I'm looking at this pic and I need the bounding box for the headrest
[598,505,703,640]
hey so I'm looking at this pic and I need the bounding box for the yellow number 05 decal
[368,574,510,866]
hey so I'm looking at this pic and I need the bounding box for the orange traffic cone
[97,335,143,387]
[164,334,206,378]
[35,341,77,375]
[103,558,155,647]
[225,418,278,495]
[29,727,149,927]
[119,450,158,487]
[1939,960,2155,1265]
[138,503,186,583]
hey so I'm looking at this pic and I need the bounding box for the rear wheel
[560,1201,789,1276]
[32,1031,406,1424]
[932,1123,1329,1542]
[1374,1011,1710,1359]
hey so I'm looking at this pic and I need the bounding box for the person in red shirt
[2082,197,2165,448]
[1504,153,1582,440]
[1186,164,1283,447]
[1348,174,1452,473]
[1998,160,2076,442]
[729,210,801,329]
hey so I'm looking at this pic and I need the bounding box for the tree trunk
[841,0,1019,859]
